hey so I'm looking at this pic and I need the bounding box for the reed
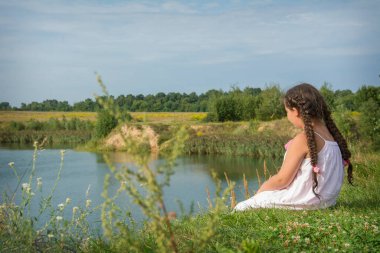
[243,174,250,199]
[224,172,236,209]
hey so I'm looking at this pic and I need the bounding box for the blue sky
[0,0,379,106]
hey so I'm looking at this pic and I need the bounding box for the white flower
[305,238,310,244]
[73,206,79,214]
[57,203,65,210]
[86,199,92,208]
[56,216,63,221]
[8,162,15,167]
[65,198,71,205]
[21,183,31,193]
[344,243,350,248]
[48,234,54,238]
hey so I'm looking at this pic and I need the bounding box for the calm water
[0,144,280,228]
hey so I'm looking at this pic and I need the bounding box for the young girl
[234,83,353,211]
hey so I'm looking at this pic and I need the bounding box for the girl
[234,83,353,211]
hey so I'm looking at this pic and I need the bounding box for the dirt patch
[105,125,159,153]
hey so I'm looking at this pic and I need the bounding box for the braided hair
[284,83,353,196]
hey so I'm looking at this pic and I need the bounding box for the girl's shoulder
[289,132,308,153]
[293,132,307,143]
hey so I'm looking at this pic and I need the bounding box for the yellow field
[0,111,207,123]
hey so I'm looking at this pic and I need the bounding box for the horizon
[1,0,379,107]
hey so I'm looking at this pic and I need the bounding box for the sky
[0,0,379,106]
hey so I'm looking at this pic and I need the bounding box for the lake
[0,144,281,228]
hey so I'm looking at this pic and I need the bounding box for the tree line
[0,91,214,112]
[1,84,379,122]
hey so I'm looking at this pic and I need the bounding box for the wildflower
[48,234,54,238]
[73,206,79,214]
[22,183,30,190]
[56,216,63,221]
[8,162,15,167]
[58,203,65,210]
[22,183,31,193]
[86,199,92,208]
[332,234,336,238]
[65,197,71,204]
[344,243,350,248]
[305,238,310,244]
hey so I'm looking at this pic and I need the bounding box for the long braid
[302,112,320,197]
[323,108,353,184]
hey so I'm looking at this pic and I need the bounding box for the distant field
[0,111,207,123]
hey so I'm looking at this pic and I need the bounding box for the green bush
[255,86,285,121]
[25,119,43,130]
[9,121,25,131]
[358,98,380,150]
[215,96,242,121]
[95,110,118,138]
[332,109,359,141]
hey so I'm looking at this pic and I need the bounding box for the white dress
[234,132,344,211]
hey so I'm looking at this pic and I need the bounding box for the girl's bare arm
[256,133,308,194]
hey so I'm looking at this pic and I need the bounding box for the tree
[0,102,11,110]
[320,82,335,111]
[255,86,285,121]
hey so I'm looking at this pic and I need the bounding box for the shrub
[255,85,285,121]
[332,109,359,141]
[95,110,118,138]
[358,98,380,150]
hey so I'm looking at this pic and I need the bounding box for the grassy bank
[81,119,296,158]
[168,151,380,252]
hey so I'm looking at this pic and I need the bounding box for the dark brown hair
[284,83,353,196]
